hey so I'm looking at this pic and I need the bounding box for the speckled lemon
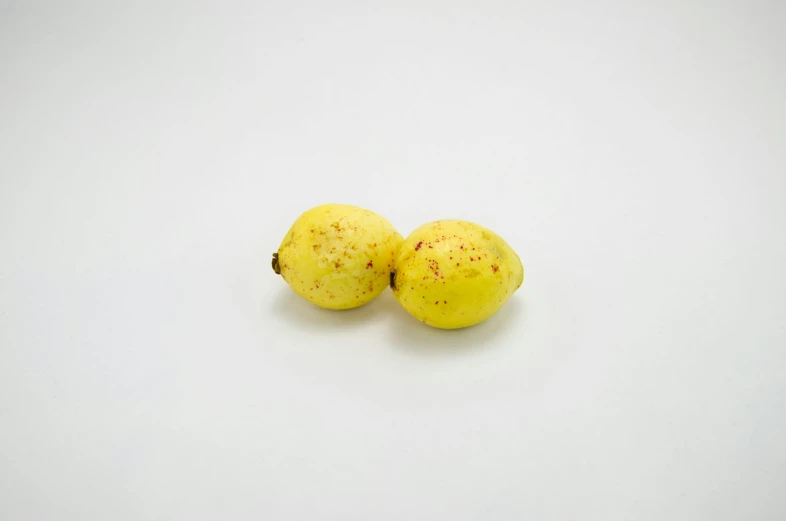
[272,204,403,310]
[390,220,523,329]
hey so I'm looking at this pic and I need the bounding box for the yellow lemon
[390,220,523,328]
[273,204,403,310]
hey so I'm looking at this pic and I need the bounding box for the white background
[2,1,785,520]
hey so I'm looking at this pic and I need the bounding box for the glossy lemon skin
[276,204,403,310]
[391,220,523,329]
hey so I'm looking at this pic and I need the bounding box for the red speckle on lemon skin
[492,265,499,273]
[366,261,373,268]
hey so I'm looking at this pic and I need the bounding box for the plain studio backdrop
[1,1,785,520]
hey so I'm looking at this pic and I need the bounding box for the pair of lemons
[273,204,524,329]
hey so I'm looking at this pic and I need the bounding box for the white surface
[2,1,785,520]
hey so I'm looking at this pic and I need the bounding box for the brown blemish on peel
[366,261,373,268]
[272,253,281,274]
[492,265,499,273]
[415,241,423,251]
